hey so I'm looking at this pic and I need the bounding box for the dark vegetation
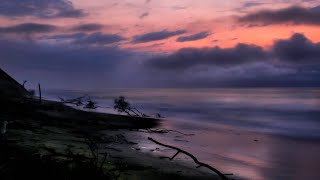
[0,143,111,180]
[0,95,161,180]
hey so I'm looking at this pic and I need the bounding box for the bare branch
[148,137,228,180]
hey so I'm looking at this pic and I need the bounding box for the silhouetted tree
[114,96,158,117]
[114,96,132,116]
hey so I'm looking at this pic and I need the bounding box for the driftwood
[59,96,86,106]
[59,95,98,109]
[139,128,195,136]
[38,83,42,104]
[114,96,163,118]
[151,129,194,136]
[148,137,229,180]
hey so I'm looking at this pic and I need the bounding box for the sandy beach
[0,96,226,179]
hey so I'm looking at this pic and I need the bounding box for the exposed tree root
[148,137,229,180]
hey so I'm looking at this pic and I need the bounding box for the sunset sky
[0,0,320,89]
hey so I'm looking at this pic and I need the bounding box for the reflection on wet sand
[135,120,320,180]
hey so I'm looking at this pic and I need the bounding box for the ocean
[44,88,320,179]
[44,88,320,139]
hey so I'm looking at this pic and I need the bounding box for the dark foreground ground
[0,96,222,180]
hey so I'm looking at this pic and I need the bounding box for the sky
[0,0,320,89]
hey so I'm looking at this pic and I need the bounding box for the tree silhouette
[114,96,156,117]
[114,96,132,116]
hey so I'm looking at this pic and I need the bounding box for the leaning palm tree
[114,96,132,116]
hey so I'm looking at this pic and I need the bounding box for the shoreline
[0,97,224,179]
[3,95,319,179]
[149,118,320,180]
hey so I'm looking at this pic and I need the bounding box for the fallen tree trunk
[148,137,229,180]
[150,129,195,136]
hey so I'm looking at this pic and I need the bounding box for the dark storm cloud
[44,33,86,40]
[238,5,320,26]
[1,32,320,88]
[0,0,86,18]
[0,36,143,89]
[147,33,320,71]
[176,32,210,42]
[44,32,125,45]
[132,30,187,43]
[0,23,57,34]
[272,33,320,64]
[75,32,125,45]
[71,24,104,32]
[146,43,267,70]
[141,33,320,87]
[0,38,130,69]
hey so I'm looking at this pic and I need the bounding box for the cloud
[242,2,266,8]
[2,33,320,88]
[132,30,187,43]
[0,36,142,89]
[141,33,320,87]
[147,33,320,71]
[146,43,267,70]
[44,33,86,41]
[238,5,320,26]
[139,12,149,19]
[176,32,210,42]
[0,23,57,34]
[272,33,320,64]
[44,32,125,45]
[75,32,125,45]
[71,23,104,32]
[231,1,267,13]
[0,0,86,18]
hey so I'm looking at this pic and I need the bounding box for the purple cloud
[238,5,320,26]
[176,32,210,42]
[44,32,125,45]
[0,0,86,18]
[132,30,187,43]
[0,23,57,34]
[71,23,104,32]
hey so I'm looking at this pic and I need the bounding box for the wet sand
[134,119,320,180]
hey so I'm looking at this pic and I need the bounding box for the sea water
[45,88,320,139]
